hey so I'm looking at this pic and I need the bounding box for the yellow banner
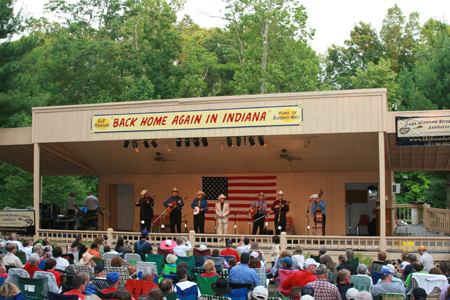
[91,105,303,133]
[0,210,35,227]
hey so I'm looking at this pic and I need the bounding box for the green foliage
[354,252,373,267]
[394,172,431,203]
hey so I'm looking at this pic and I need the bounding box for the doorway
[108,184,134,232]
[345,183,378,235]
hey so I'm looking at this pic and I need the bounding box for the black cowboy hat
[211,278,232,295]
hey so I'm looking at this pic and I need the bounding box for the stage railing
[395,204,424,223]
[37,229,108,243]
[423,204,450,235]
[284,235,381,251]
[385,236,450,252]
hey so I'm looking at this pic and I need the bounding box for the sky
[15,0,450,55]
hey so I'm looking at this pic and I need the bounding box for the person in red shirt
[23,253,42,278]
[102,272,121,295]
[45,258,62,288]
[282,258,319,291]
[63,274,87,300]
[220,240,240,262]
[87,242,102,258]
[201,260,220,278]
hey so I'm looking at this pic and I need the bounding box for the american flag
[202,176,277,221]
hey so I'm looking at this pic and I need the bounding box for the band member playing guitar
[272,190,290,235]
[163,187,185,233]
[191,191,208,233]
[311,190,326,235]
[135,189,154,231]
[215,194,230,235]
[250,192,268,234]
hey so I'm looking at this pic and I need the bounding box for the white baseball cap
[252,286,269,300]
[304,258,320,267]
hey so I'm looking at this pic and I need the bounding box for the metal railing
[423,204,450,235]
[395,204,424,223]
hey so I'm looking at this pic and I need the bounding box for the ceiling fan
[144,152,175,162]
[271,149,302,161]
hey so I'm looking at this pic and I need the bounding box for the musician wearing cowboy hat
[135,189,154,231]
[215,194,230,235]
[163,187,184,233]
[272,191,290,235]
[310,193,326,235]
[191,191,208,233]
[250,192,268,235]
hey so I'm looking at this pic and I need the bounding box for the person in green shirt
[404,262,428,287]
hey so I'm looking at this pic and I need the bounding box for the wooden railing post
[107,228,114,243]
[280,231,287,251]
[189,230,196,246]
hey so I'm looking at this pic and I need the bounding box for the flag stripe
[228,182,277,187]
[228,176,276,180]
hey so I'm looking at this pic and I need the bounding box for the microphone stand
[234,213,238,234]
[182,212,192,233]
[307,198,312,236]
[346,197,355,235]
[152,207,169,233]
[97,202,110,231]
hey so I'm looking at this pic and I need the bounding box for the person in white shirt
[21,239,33,261]
[53,246,70,271]
[292,246,305,269]
[2,244,23,268]
[237,236,252,254]
[7,233,23,251]
[418,245,434,272]
[174,237,192,257]
[84,192,99,227]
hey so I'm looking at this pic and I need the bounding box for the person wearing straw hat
[310,193,326,235]
[272,190,290,235]
[135,189,154,231]
[191,191,208,233]
[164,187,185,233]
[215,194,230,235]
[250,192,268,235]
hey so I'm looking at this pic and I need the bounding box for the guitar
[314,189,324,235]
[250,200,265,218]
[273,201,291,214]
[166,196,188,213]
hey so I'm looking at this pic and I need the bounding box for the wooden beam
[399,147,402,171]
[424,146,427,170]
[40,144,95,174]
[33,143,40,238]
[435,147,441,171]
[446,149,450,170]
[379,132,386,251]
[385,134,392,171]
[412,147,414,171]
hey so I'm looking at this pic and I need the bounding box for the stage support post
[379,132,386,251]
[189,230,196,245]
[280,232,287,250]
[33,143,40,239]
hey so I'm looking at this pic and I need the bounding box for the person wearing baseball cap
[274,256,294,278]
[163,187,185,233]
[191,191,208,233]
[101,272,120,294]
[94,265,106,279]
[251,286,269,300]
[371,267,406,298]
[417,245,434,272]
[135,189,154,231]
[134,229,153,260]
[308,264,341,300]
[227,253,259,286]
[282,258,319,291]
[220,239,240,262]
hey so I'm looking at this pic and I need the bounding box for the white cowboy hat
[218,194,226,200]
[140,189,148,196]
[309,194,319,199]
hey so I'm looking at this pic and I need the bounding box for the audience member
[354,264,373,289]
[301,285,314,297]
[142,267,158,289]
[251,286,269,300]
[300,296,314,300]
[85,295,102,300]
[42,238,53,253]
[163,254,178,274]
[211,278,232,296]
[173,237,192,257]
[228,257,237,271]
[94,236,105,250]
[115,237,132,254]
[7,234,22,251]
[249,251,263,269]
[249,242,265,261]
[369,251,389,272]
[282,258,318,291]
[174,267,201,299]
[228,253,259,286]
[321,255,337,283]
[64,273,88,300]
[307,264,342,300]
[336,255,355,275]
[292,246,305,270]
[404,262,428,287]
[111,256,136,275]
[0,256,7,279]
[1,243,23,268]
[45,258,63,287]
[159,279,173,294]
[21,239,33,260]
[319,246,327,257]
[439,262,450,279]
[270,236,281,262]
[0,242,6,255]
[23,253,41,277]
[375,264,402,285]
[346,249,355,260]
[398,251,410,274]
[428,268,442,275]
[134,230,153,257]
[111,290,132,300]
[371,267,405,297]
[102,272,121,294]
[211,249,230,269]
[346,288,359,300]
[53,246,70,271]
[237,236,252,254]
[71,235,88,261]
[104,245,119,255]
[202,260,220,278]
[274,256,293,278]
[220,240,240,262]
[337,269,353,300]
[0,283,22,299]
[402,254,417,281]
[80,252,96,267]
[87,242,102,258]
[147,288,163,300]
[94,265,106,279]
[418,245,434,272]
[136,296,152,300]
[355,291,373,300]
[412,288,427,300]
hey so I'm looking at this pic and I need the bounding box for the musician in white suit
[215,194,230,234]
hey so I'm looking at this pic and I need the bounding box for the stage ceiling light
[193,138,200,147]
[132,141,138,148]
[226,137,233,147]
[185,138,190,147]
[176,138,182,147]
[166,145,171,152]
[201,138,208,147]
[258,136,265,146]
[123,141,129,148]
[151,141,158,148]
[143,141,150,148]
[248,137,256,147]
[236,137,241,146]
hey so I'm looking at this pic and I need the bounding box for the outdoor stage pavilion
[1,88,450,254]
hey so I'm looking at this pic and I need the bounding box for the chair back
[104,266,130,289]
[163,264,177,275]
[411,273,448,294]
[91,278,109,290]
[277,269,296,295]
[61,253,74,265]
[290,286,303,298]
[6,268,29,286]
[176,284,198,300]
[197,275,219,296]
[194,255,207,268]
[372,271,381,286]
[0,276,5,286]
[136,261,157,276]
[15,251,26,265]
[255,267,268,287]
[350,275,372,292]
[73,265,95,279]
[125,278,157,298]
[103,253,118,260]
[157,247,174,258]
[370,261,384,278]
[92,256,103,266]
[0,292,25,300]
[62,274,76,288]
[66,246,79,263]
[48,292,78,300]
[348,258,359,274]
[225,287,247,300]
[202,296,232,300]
[18,277,44,300]
[124,254,142,262]
[380,293,405,300]
[193,248,211,257]
[219,255,235,263]
[162,292,177,300]
[205,256,225,272]
[145,254,164,274]
[176,256,195,270]
[163,274,179,284]
[34,271,60,295]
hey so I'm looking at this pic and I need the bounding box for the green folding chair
[162,292,177,300]
[146,254,164,275]
[177,256,195,271]
[163,264,177,275]
[92,256,104,266]
[197,275,219,296]
[18,277,44,300]
[15,251,27,265]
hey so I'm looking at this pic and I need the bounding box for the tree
[394,172,431,203]
[0,0,25,40]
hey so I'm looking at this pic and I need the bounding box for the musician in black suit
[135,189,154,231]
[272,190,290,235]
[163,187,184,233]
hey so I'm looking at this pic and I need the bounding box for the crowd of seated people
[1,229,448,300]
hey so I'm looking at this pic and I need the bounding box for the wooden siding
[98,171,389,236]
[32,89,388,143]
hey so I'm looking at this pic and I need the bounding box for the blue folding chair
[219,255,235,263]
[163,274,179,284]
[0,292,25,300]
[176,284,198,300]
[225,288,247,300]
[0,277,5,286]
